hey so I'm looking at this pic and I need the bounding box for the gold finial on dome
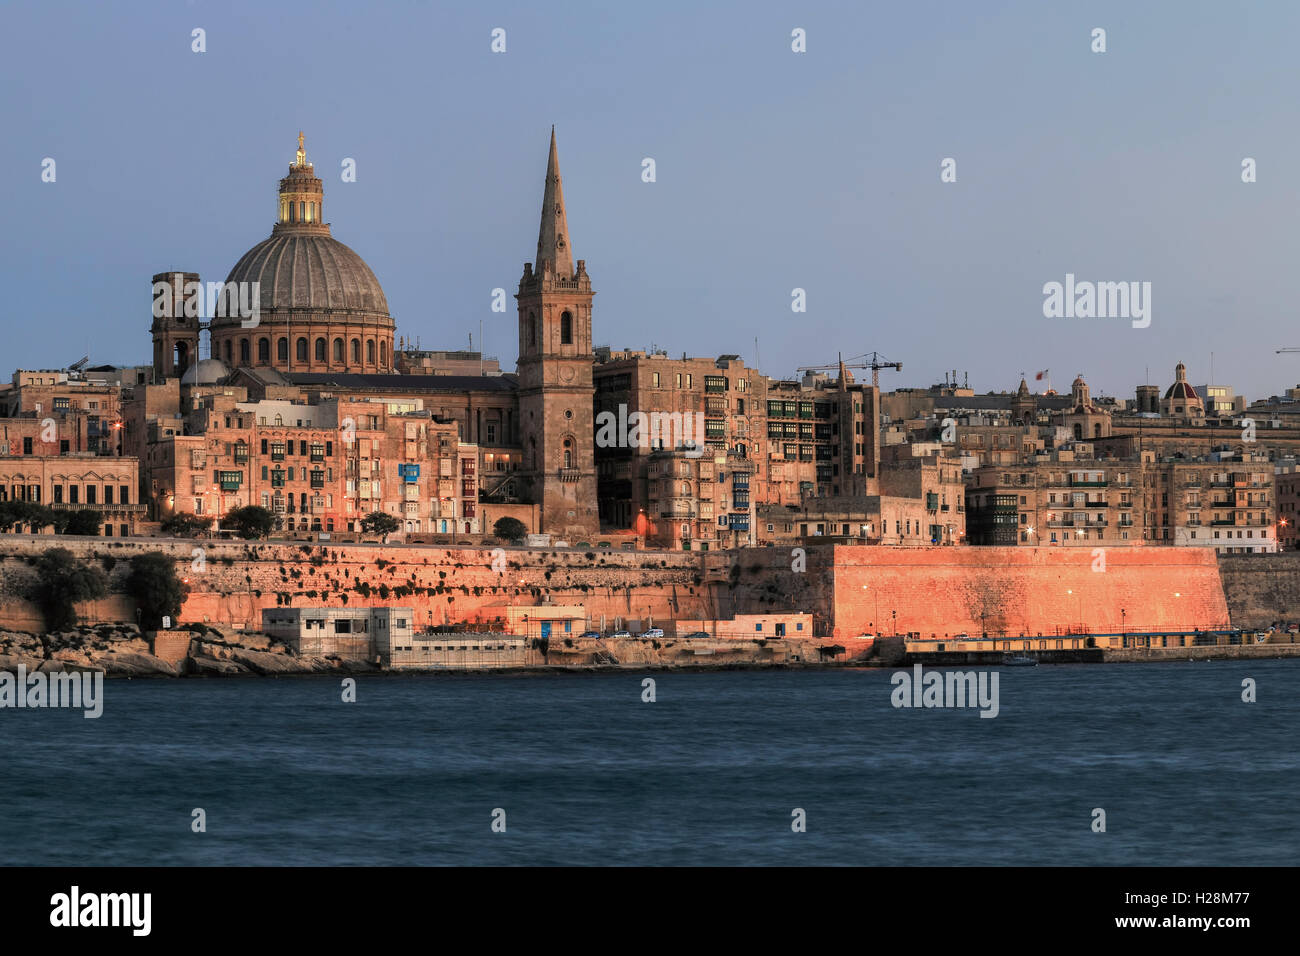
[296,131,306,167]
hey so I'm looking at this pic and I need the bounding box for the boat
[1002,655,1038,667]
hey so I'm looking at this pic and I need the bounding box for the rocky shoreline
[0,623,872,678]
[0,624,380,678]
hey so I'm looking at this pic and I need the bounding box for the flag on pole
[1035,369,1049,381]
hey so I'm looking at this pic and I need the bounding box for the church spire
[535,126,574,277]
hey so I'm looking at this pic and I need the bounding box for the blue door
[541,622,552,639]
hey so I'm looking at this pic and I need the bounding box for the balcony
[1068,478,1108,487]
[1085,500,1109,508]
[557,468,582,483]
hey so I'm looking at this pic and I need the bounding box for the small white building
[261,606,414,660]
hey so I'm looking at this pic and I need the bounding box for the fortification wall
[0,535,1275,640]
[1216,552,1300,629]
[0,535,713,633]
[827,545,1231,639]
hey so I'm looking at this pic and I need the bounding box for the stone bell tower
[516,128,599,539]
[150,270,201,382]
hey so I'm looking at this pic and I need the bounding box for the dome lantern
[276,131,326,231]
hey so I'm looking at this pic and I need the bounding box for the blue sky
[3,0,1300,401]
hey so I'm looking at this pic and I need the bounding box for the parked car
[580,630,601,639]
[609,630,632,639]
[639,628,665,639]
[682,631,711,639]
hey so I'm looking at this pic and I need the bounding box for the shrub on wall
[123,552,189,630]
[30,548,108,632]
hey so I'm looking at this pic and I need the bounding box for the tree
[161,513,213,537]
[123,551,189,630]
[31,547,108,632]
[492,516,528,543]
[224,505,275,540]
[0,501,54,533]
[361,511,400,536]
[60,509,102,536]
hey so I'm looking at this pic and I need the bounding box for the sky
[3,0,1300,402]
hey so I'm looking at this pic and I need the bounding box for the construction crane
[796,351,902,388]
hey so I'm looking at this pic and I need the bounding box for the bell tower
[150,271,201,381]
[516,128,599,538]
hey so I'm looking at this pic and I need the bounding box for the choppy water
[1,662,1295,865]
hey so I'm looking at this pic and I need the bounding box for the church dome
[217,233,389,318]
[207,133,395,373]
[1163,362,1199,401]
[180,357,231,385]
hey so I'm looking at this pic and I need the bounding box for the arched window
[1073,424,1083,440]
[528,312,536,347]
[315,338,326,361]
[239,339,250,364]
[563,438,573,469]
[333,338,344,362]
[277,338,288,361]
[297,338,308,361]
[682,481,691,495]
[223,340,232,363]
[257,338,270,363]
[351,339,361,364]
[560,311,573,345]
[366,340,375,364]
[379,341,387,368]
